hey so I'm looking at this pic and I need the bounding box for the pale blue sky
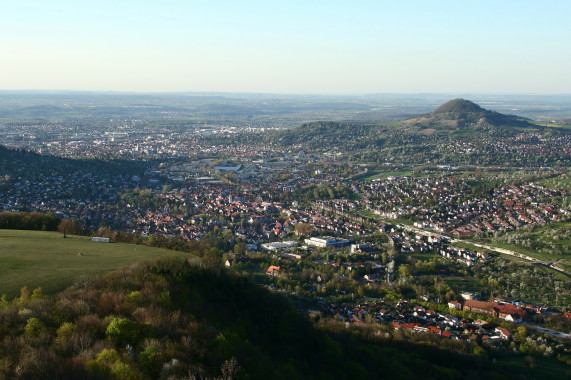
[1,0,570,93]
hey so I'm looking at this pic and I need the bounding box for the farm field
[0,230,197,297]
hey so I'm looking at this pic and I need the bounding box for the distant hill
[404,98,535,129]
[268,99,539,150]
[253,98,571,166]
[0,144,145,186]
[271,121,380,148]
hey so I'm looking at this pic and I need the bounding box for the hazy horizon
[3,1,570,94]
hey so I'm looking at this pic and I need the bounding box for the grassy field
[443,275,487,294]
[0,230,197,297]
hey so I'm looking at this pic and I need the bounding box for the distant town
[1,94,570,371]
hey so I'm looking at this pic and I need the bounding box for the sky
[2,0,570,94]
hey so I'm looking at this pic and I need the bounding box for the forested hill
[268,99,544,150]
[273,121,383,149]
[0,256,538,379]
[404,98,535,129]
[251,98,571,167]
[1,145,84,176]
[0,145,145,178]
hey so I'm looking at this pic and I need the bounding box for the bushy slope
[0,256,546,379]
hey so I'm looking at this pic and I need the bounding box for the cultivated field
[0,230,197,297]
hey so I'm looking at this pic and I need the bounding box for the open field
[443,275,487,294]
[0,230,197,297]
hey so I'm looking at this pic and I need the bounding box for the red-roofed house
[464,300,495,317]
[266,266,281,276]
[495,326,511,340]
[494,303,526,322]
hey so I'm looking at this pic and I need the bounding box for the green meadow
[0,230,197,297]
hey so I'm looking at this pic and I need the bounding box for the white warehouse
[304,236,350,248]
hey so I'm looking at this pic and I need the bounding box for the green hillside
[0,230,197,297]
[251,98,570,167]
[404,98,535,130]
[1,255,566,379]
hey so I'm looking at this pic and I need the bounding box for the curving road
[398,224,571,279]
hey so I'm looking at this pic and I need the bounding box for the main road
[398,224,571,279]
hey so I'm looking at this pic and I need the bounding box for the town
[3,1,571,376]
[1,99,570,372]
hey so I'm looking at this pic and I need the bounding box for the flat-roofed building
[304,236,350,248]
[260,241,299,251]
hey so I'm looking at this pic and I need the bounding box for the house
[524,304,543,314]
[504,314,522,324]
[495,326,512,340]
[463,300,495,317]
[266,265,281,276]
[448,300,461,310]
[428,326,441,335]
[460,291,478,300]
[364,274,381,283]
[494,303,526,322]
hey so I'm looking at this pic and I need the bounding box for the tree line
[0,211,60,231]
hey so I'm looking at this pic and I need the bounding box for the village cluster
[1,122,569,350]
[362,177,566,236]
[321,297,540,342]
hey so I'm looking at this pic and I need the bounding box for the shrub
[126,291,143,305]
[95,348,120,365]
[105,317,139,346]
[24,317,44,337]
[138,345,163,376]
[55,322,76,354]
[111,360,134,379]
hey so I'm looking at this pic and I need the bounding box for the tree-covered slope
[0,145,145,181]
[404,98,535,129]
[253,99,570,167]
[0,256,557,379]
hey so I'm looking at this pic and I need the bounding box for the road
[525,324,571,339]
[398,224,571,278]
